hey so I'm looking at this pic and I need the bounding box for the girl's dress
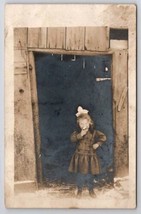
[69,129,106,175]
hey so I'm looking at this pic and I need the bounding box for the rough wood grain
[14,28,28,49]
[66,27,85,50]
[28,28,40,48]
[14,29,36,181]
[118,87,128,112]
[112,50,128,176]
[14,46,28,74]
[110,40,128,49]
[47,27,65,49]
[14,49,27,63]
[14,74,36,181]
[14,64,27,75]
[38,28,47,48]
[85,27,109,51]
[28,51,43,184]
[28,48,113,55]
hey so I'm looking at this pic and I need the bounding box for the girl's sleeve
[70,131,83,143]
[95,130,107,146]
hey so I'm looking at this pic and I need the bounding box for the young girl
[68,106,106,198]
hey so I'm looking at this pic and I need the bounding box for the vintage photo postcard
[5,4,136,208]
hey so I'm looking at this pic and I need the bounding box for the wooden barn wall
[14,27,128,183]
[112,50,128,176]
[14,28,36,182]
[27,26,109,51]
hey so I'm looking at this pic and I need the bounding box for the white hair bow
[76,106,89,117]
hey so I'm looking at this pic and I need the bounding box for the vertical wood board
[38,28,47,48]
[14,74,36,181]
[112,50,128,176]
[47,27,65,49]
[14,28,28,49]
[28,28,40,48]
[28,51,43,183]
[66,27,85,50]
[14,49,28,74]
[85,27,109,51]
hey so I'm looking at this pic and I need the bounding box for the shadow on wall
[34,53,114,184]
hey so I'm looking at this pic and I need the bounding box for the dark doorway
[34,53,114,185]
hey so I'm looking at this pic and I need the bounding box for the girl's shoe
[76,189,82,198]
[89,189,96,198]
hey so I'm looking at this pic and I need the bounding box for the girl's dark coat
[68,130,106,175]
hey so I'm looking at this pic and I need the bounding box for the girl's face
[78,118,90,130]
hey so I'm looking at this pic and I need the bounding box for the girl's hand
[80,129,88,136]
[93,143,99,150]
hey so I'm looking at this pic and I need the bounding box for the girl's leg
[76,172,85,190]
[86,173,94,191]
[76,173,85,197]
[86,174,96,198]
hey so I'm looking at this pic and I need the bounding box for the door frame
[28,48,128,184]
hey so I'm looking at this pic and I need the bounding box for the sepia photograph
[5,4,136,208]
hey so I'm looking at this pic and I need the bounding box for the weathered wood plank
[14,49,28,74]
[14,49,27,63]
[28,51,43,183]
[110,40,128,50]
[113,51,128,101]
[14,28,28,49]
[14,64,27,75]
[28,28,40,48]
[14,74,36,181]
[47,27,65,49]
[117,87,128,112]
[28,47,113,56]
[112,50,128,176]
[39,28,47,48]
[66,27,85,50]
[85,27,109,51]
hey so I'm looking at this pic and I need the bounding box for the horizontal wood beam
[28,48,114,56]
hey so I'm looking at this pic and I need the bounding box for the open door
[31,52,114,185]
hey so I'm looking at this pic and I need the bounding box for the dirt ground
[33,176,128,199]
[14,176,130,208]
